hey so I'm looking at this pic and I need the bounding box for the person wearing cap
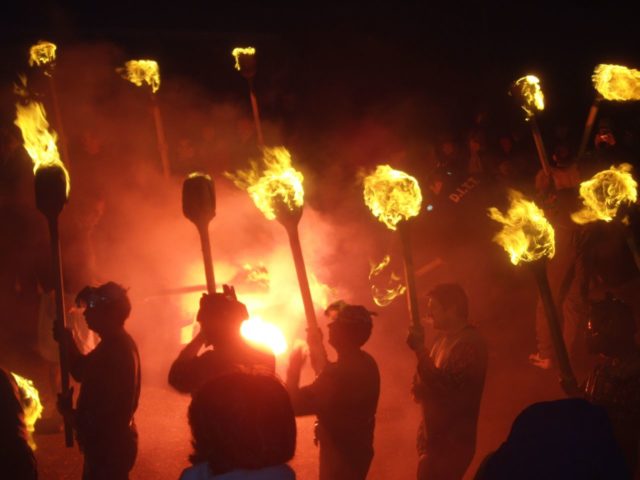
[168,285,275,395]
[286,301,380,480]
[407,283,487,480]
[56,281,141,480]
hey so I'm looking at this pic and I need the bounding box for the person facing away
[407,283,488,480]
[562,294,640,478]
[286,302,380,480]
[180,371,297,480]
[57,282,141,480]
[168,285,275,395]
[0,368,38,480]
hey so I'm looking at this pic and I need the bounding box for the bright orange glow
[232,47,256,71]
[593,64,640,101]
[14,101,70,196]
[28,41,57,67]
[227,147,304,220]
[11,372,43,450]
[363,165,422,230]
[369,255,406,306]
[119,59,160,93]
[241,316,287,355]
[572,164,638,224]
[512,75,545,117]
[488,190,555,265]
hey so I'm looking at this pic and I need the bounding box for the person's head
[586,294,636,357]
[594,118,616,150]
[552,143,573,168]
[75,282,131,336]
[426,283,469,331]
[324,302,375,352]
[188,371,296,475]
[197,288,249,346]
[0,369,27,445]
[498,135,513,155]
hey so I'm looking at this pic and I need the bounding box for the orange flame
[227,147,304,220]
[488,190,555,265]
[363,165,422,230]
[593,64,640,101]
[232,47,256,71]
[572,164,638,224]
[369,255,406,307]
[512,75,545,118]
[11,372,43,450]
[119,59,160,93]
[14,100,70,196]
[28,41,57,68]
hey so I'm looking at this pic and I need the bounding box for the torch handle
[531,262,577,387]
[577,98,601,161]
[247,77,265,148]
[197,223,216,294]
[529,116,551,177]
[48,218,74,447]
[398,222,421,327]
[47,76,71,171]
[150,94,171,178]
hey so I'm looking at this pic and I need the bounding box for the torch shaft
[47,76,71,171]
[624,228,640,274]
[197,224,215,294]
[531,261,576,385]
[47,217,74,447]
[247,77,265,147]
[150,94,171,178]
[398,222,421,327]
[529,116,551,177]
[577,98,601,161]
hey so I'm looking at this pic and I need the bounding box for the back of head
[0,369,24,444]
[188,371,296,475]
[587,294,636,353]
[326,302,376,348]
[428,283,469,321]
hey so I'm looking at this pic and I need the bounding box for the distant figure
[180,371,296,480]
[57,282,141,480]
[562,295,640,477]
[473,398,629,480]
[0,368,38,480]
[168,285,275,395]
[407,283,488,480]
[286,302,380,480]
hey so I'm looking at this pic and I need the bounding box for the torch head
[232,47,257,79]
[274,200,303,231]
[182,173,216,227]
[34,164,68,219]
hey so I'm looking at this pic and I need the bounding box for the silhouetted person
[57,282,141,480]
[562,295,640,478]
[287,302,380,480]
[180,371,296,479]
[0,368,37,479]
[473,398,629,480]
[407,283,488,480]
[168,285,275,395]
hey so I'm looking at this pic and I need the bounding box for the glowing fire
[14,101,70,195]
[369,255,406,307]
[593,64,640,101]
[11,373,43,450]
[119,59,160,93]
[363,165,422,230]
[572,164,638,224]
[227,147,304,220]
[232,47,256,71]
[241,316,287,355]
[28,41,57,67]
[512,75,545,118]
[488,190,555,265]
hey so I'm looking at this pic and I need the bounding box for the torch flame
[28,41,57,68]
[11,372,43,450]
[572,164,638,224]
[488,190,555,265]
[227,146,304,220]
[369,255,406,307]
[512,75,545,118]
[363,165,422,230]
[119,59,160,93]
[593,64,640,101]
[14,101,70,195]
[241,316,288,355]
[232,47,256,71]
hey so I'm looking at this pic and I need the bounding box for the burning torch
[14,100,74,447]
[182,173,216,294]
[489,191,577,388]
[578,64,640,160]
[118,59,171,178]
[510,75,551,177]
[571,163,640,271]
[363,165,423,327]
[232,47,264,147]
[227,146,327,373]
[29,41,71,171]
